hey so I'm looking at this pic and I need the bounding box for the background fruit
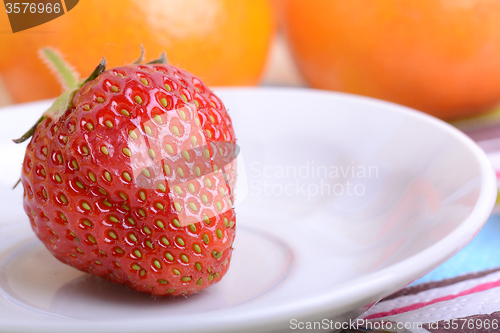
[281,0,500,120]
[0,0,275,103]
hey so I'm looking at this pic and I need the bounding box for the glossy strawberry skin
[21,63,237,296]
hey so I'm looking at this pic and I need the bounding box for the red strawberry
[16,48,237,296]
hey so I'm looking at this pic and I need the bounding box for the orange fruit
[0,0,275,103]
[281,0,500,120]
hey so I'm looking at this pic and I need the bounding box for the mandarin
[282,0,500,120]
[0,0,275,103]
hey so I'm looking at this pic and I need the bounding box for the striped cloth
[340,214,500,333]
[340,109,500,333]
[453,107,500,212]
[360,268,500,332]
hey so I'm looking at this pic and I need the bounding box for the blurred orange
[0,0,275,103]
[282,0,500,120]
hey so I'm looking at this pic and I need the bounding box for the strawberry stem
[39,48,80,90]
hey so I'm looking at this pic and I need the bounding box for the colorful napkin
[341,110,500,333]
[350,215,500,333]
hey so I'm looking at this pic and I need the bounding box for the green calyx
[133,45,146,65]
[13,48,107,144]
[134,44,168,65]
[12,115,48,144]
[148,52,168,65]
[13,46,167,144]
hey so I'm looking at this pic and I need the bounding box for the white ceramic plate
[0,88,496,333]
